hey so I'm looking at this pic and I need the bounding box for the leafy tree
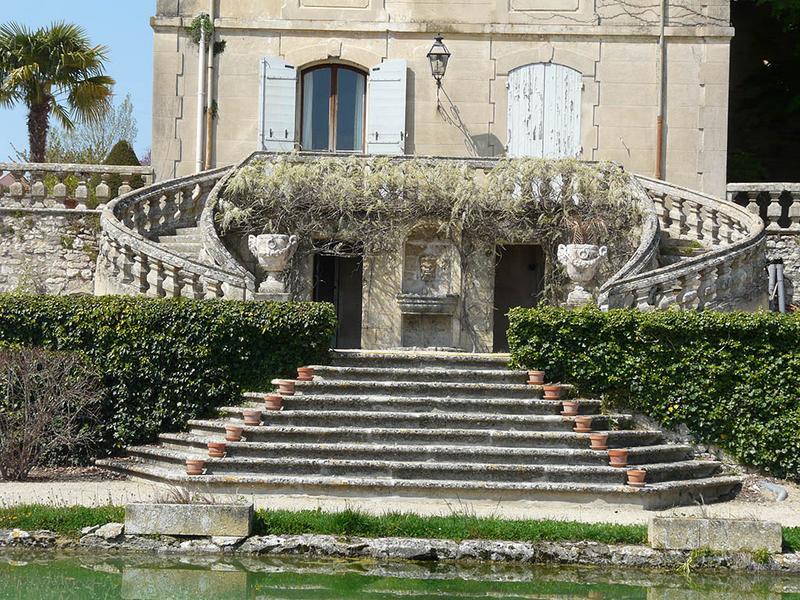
[104,139,143,199]
[0,21,114,162]
[46,94,138,164]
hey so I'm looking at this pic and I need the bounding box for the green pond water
[1,553,800,600]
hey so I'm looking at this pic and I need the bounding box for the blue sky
[0,1,153,160]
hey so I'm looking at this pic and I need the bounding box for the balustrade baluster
[745,191,760,217]
[9,172,24,203]
[205,278,223,299]
[75,173,89,210]
[121,247,135,284]
[30,171,46,208]
[147,195,164,231]
[176,185,195,228]
[789,192,800,231]
[50,172,67,209]
[147,260,166,297]
[163,265,183,297]
[95,175,111,208]
[160,191,179,235]
[667,195,686,238]
[766,191,782,229]
[186,273,205,299]
[686,201,702,241]
[133,252,150,294]
[118,176,132,197]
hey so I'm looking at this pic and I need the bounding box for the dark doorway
[313,251,363,348]
[493,244,544,352]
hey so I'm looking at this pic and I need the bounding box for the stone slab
[124,503,253,537]
[648,516,782,553]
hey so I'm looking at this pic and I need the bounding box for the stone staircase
[98,351,741,510]
[153,226,205,261]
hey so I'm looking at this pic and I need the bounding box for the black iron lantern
[426,34,451,87]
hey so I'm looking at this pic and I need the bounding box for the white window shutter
[507,63,581,159]
[259,57,297,152]
[366,59,407,155]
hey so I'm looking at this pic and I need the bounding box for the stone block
[648,517,782,553]
[125,503,253,537]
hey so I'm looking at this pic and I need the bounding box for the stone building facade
[151,0,732,197]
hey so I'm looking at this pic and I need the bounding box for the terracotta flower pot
[242,409,262,426]
[608,448,629,468]
[185,459,205,476]
[297,367,314,381]
[542,384,562,400]
[224,424,244,442]
[589,433,608,451]
[276,379,295,396]
[527,370,545,385]
[573,415,593,433]
[264,393,283,411]
[626,468,647,488]
[560,401,579,416]
[207,442,226,458]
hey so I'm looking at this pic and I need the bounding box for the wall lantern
[426,34,451,88]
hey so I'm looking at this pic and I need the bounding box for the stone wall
[766,233,799,306]
[0,208,100,295]
[151,1,732,197]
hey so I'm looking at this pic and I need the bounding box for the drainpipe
[655,0,667,180]
[204,0,215,170]
[195,15,208,173]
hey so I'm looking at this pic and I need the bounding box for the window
[301,65,366,152]
[507,63,581,158]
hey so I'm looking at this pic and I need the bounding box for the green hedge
[0,294,336,457]
[508,307,800,480]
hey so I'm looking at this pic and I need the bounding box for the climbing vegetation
[220,156,644,305]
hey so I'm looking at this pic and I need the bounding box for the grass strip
[0,504,124,536]
[253,508,648,545]
[2,504,798,553]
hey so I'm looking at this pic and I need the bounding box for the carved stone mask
[419,255,438,283]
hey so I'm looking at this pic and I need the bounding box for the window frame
[299,63,368,153]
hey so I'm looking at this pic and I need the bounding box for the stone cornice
[150,16,733,39]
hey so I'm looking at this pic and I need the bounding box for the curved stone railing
[96,166,256,300]
[599,176,767,311]
[0,162,154,209]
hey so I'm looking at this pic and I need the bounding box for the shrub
[508,306,800,480]
[0,347,104,480]
[0,294,336,458]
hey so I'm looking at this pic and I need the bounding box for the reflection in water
[0,553,798,599]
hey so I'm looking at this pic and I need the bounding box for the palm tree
[0,22,115,163]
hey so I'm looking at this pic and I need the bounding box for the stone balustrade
[599,176,767,311]
[727,183,800,233]
[96,166,256,300]
[0,162,154,210]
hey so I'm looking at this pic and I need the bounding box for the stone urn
[557,243,608,307]
[247,233,298,297]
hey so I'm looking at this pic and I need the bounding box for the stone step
[289,379,568,400]
[330,349,511,371]
[157,240,203,255]
[217,408,631,432]
[95,457,743,510]
[125,445,721,485]
[187,420,663,448]
[173,227,202,238]
[160,433,695,466]
[308,365,530,385]
[242,392,601,416]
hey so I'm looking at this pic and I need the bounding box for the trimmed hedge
[508,306,800,480]
[0,294,336,457]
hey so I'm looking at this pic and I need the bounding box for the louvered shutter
[366,59,407,155]
[508,63,581,158]
[259,57,297,152]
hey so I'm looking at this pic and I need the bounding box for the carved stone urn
[557,243,608,307]
[248,233,298,298]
